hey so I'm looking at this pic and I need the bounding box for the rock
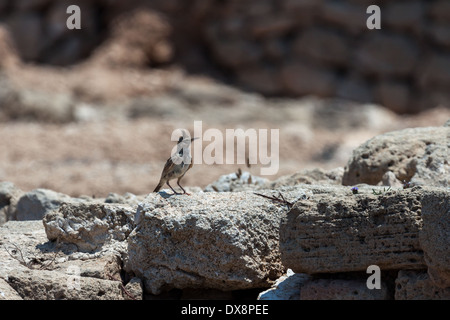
[262,38,286,61]
[280,62,336,97]
[171,79,240,107]
[375,81,411,114]
[342,126,450,187]
[280,186,427,274]
[126,191,294,295]
[419,190,450,288]
[428,0,450,23]
[0,220,139,300]
[299,277,390,300]
[311,99,396,131]
[384,1,424,35]
[0,278,22,300]
[237,66,283,95]
[7,268,125,300]
[355,34,418,78]
[428,23,450,49]
[90,8,173,68]
[1,88,75,123]
[123,277,144,300]
[257,269,310,300]
[179,288,234,300]
[417,54,450,91]
[14,0,51,11]
[0,221,48,277]
[262,168,343,189]
[415,90,450,113]
[320,1,367,35]
[45,252,123,282]
[204,171,269,192]
[43,202,135,252]
[15,188,76,221]
[292,28,350,67]
[7,12,43,61]
[42,0,99,65]
[249,14,296,38]
[0,25,20,68]
[128,95,188,119]
[395,270,450,300]
[0,75,20,122]
[0,181,23,224]
[381,171,403,187]
[335,76,373,103]
[104,192,146,207]
[208,37,263,69]
[0,0,7,14]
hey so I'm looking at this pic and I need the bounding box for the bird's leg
[177,178,190,196]
[166,181,181,195]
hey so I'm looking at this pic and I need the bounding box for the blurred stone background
[0,0,449,197]
[0,0,449,113]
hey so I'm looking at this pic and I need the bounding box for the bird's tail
[153,182,163,193]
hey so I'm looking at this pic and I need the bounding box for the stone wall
[0,0,449,113]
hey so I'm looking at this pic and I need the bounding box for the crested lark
[153,131,197,195]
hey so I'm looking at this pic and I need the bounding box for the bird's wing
[160,157,175,178]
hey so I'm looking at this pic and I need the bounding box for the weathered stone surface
[342,126,450,187]
[395,270,450,300]
[419,190,450,288]
[7,12,43,61]
[335,76,373,103]
[249,14,296,38]
[126,191,300,295]
[0,25,20,69]
[90,9,173,68]
[15,188,75,221]
[429,0,450,23]
[321,1,367,35]
[0,220,139,300]
[428,23,450,49]
[299,277,390,300]
[207,37,262,69]
[280,187,426,274]
[375,81,411,114]
[310,99,396,131]
[281,62,336,97]
[381,171,403,187]
[262,168,343,189]
[43,202,135,252]
[237,66,283,95]
[417,53,450,91]
[0,278,22,300]
[257,269,310,300]
[1,177,448,300]
[51,254,122,281]
[0,181,23,224]
[384,1,424,35]
[292,28,350,67]
[204,170,269,192]
[7,268,124,300]
[355,33,418,78]
[104,192,146,207]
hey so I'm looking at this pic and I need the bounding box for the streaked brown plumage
[153,133,197,195]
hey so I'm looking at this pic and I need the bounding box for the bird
[153,131,198,195]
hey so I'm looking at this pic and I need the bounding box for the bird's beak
[191,137,199,141]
